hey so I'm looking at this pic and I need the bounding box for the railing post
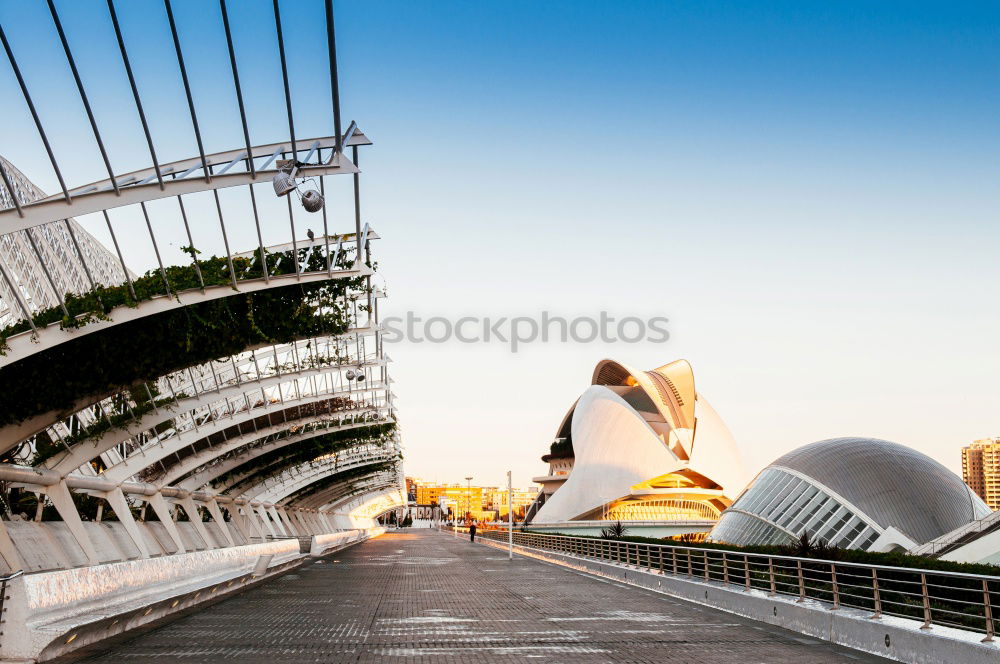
[920,573,932,629]
[796,560,805,602]
[672,548,678,575]
[723,552,729,585]
[687,550,693,577]
[744,555,751,592]
[658,547,664,574]
[871,568,882,619]
[983,579,995,643]
[767,558,776,597]
[703,551,709,580]
[830,563,839,610]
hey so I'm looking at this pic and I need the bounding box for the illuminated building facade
[527,358,747,536]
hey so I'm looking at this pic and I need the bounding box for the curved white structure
[531,359,747,532]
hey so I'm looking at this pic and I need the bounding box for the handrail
[452,526,999,640]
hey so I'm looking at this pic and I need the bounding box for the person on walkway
[469,522,477,543]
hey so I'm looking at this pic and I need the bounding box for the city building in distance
[962,438,1000,510]
[410,480,537,522]
[526,358,748,537]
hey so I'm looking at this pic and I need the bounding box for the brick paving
[76,529,891,663]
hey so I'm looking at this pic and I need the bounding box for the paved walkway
[76,530,891,663]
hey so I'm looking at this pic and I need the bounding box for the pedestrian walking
[469,522,477,543]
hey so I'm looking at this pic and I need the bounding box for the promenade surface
[74,529,891,663]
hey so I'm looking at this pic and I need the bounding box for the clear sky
[2,1,998,490]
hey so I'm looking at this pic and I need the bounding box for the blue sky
[2,1,998,488]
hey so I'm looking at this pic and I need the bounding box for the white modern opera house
[526,359,748,537]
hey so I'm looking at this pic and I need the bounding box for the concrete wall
[1,527,384,662]
[478,537,1000,664]
[0,519,257,574]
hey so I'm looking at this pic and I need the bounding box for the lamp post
[465,476,473,524]
[507,470,513,559]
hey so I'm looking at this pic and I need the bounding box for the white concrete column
[255,505,278,537]
[268,506,290,536]
[101,488,150,558]
[304,512,322,534]
[318,512,336,533]
[204,499,236,547]
[277,508,299,536]
[177,496,214,549]
[146,492,186,554]
[224,504,252,543]
[241,506,267,541]
[290,510,312,535]
[43,481,99,565]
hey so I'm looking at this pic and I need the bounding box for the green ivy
[0,273,365,427]
[212,422,397,492]
[279,460,396,505]
[0,245,360,350]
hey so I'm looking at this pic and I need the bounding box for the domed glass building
[708,437,990,552]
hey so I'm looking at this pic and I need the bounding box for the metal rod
[0,22,71,202]
[102,210,137,301]
[324,0,343,155]
[920,573,932,629]
[107,0,165,190]
[272,0,297,161]
[287,196,300,278]
[247,185,269,283]
[164,0,210,183]
[830,563,839,609]
[213,190,238,289]
[983,580,995,642]
[63,219,99,293]
[320,176,331,275]
[219,0,254,178]
[352,145,362,262]
[176,196,205,291]
[0,160,24,217]
[0,261,37,333]
[47,0,118,194]
[871,568,882,619]
[140,202,171,294]
[24,228,69,316]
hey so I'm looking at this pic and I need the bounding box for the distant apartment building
[962,438,1000,510]
[415,485,484,512]
[483,487,539,518]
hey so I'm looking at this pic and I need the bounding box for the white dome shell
[689,394,749,497]
[533,385,683,523]
[532,357,748,524]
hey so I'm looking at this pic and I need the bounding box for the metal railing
[462,527,999,641]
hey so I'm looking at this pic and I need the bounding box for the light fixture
[273,159,325,213]
[272,162,298,197]
[301,189,324,213]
